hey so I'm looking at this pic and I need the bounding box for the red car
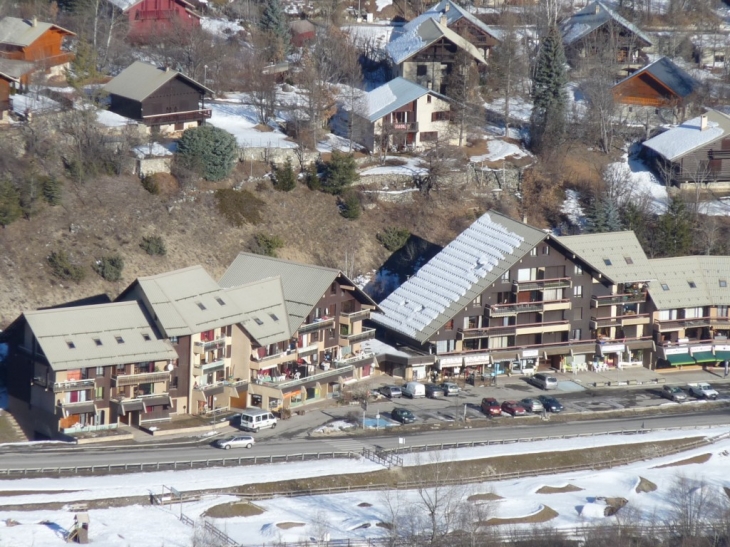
[481,397,502,417]
[501,400,527,416]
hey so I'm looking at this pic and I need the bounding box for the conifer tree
[0,180,22,227]
[530,25,568,153]
[260,0,290,58]
[656,195,693,257]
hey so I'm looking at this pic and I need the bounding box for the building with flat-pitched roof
[0,16,76,78]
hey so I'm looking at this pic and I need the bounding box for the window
[573,285,583,298]
[720,280,727,288]
[431,111,450,122]
[253,317,264,326]
[330,283,337,295]
[574,264,583,275]
[688,281,697,288]
[427,95,432,103]
[473,295,481,306]
[542,246,549,255]
[311,331,319,342]
[420,131,438,142]
[115,336,124,344]
[216,297,226,306]
[269,313,279,322]
[571,329,582,340]
[169,336,179,344]
[530,247,537,256]
[444,319,454,330]
[416,64,427,76]
[67,341,76,349]
[116,363,125,372]
[95,386,104,400]
[196,302,206,310]
[93,338,102,346]
[142,333,151,341]
[573,308,583,320]
[501,270,510,282]
[95,366,104,376]
[624,256,634,265]
[661,283,670,291]
[718,306,729,318]
[328,328,335,339]
[603,258,612,266]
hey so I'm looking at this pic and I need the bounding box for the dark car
[537,395,564,413]
[425,384,445,398]
[439,382,460,396]
[481,397,502,416]
[380,385,402,398]
[391,408,416,424]
[501,400,527,416]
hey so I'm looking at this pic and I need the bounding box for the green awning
[714,351,730,362]
[666,354,695,366]
[691,351,717,364]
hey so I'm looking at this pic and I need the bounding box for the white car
[215,435,255,450]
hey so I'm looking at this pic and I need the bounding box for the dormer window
[269,313,279,322]
[603,258,612,266]
[93,338,102,346]
[253,317,264,326]
[720,280,727,288]
[115,336,125,344]
[688,281,697,289]
[142,333,151,341]
[661,283,669,291]
[216,297,225,306]
[624,256,633,265]
[67,341,76,349]
[196,302,206,311]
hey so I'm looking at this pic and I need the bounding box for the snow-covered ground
[201,17,242,38]
[470,139,530,163]
[605,152,669,213]
[1,428,729,546]
[360,156,427,177]
[208,102,297,149]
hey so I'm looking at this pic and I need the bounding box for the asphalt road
[0,408,728,470]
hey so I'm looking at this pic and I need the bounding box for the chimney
[594,3,600,14]
[443,3,450,12]
[700,113,708,131]
[31,16,37,27]
[439,13,448,26]
[165,65,170,72]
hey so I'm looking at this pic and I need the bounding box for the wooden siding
[141,76,202,118]
[109,94,143,120]
[127,0,199,39]
[0,78,9,112]
[450,18,499,50]
[613,72,680,108]
[676,136,730,183]
[0,28,73,67]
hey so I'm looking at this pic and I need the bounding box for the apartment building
[219,253,380,412]
[371,212,658,379]
[2,301,178,439]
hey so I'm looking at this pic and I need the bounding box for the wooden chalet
[104,61,212,134]
[643,109,730,189]
[420,0,501,59]
[289,19,315,48]
[560,1,652,68]
[0,17,75,77]
[0,58,34,121]
[387,16,487,96]
[106,0,200,41]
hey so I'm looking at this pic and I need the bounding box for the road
[0,408,728,471]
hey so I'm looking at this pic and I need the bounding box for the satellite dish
[167,363,174,371]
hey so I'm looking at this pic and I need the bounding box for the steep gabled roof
[118,265,246,337]
[24,301,177,371]
[357,77,449,122]
[553,232,654,284]
[0,16,75,47]
[613,56,699,100]
[223,277,292,346]
[104,61,212,103]
[642,109,730,162]
[387,17,487,65]
[401,0,501,42]
[219,253,379,334]
[371,211,546,344]
[560,1,652,48]
[648,256,730,309]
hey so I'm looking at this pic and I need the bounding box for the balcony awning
[142,395,172,410]
[119,399,144,414]
[201,385,225,396]
[62,402,96,416]
[255,361,280,372]
[665,354,695,366]
[692,351,717,364]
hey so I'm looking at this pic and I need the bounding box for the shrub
[0,180,22,227]
[304,162,321,191]
[48,250,85,282]
[340,190,361,220]
[251,232,284,257]
[41,177,63,206]
[140,174,160,195]
[272,158,296,191]
[94,254,124,282]
[140,235,167,256]
[377,227,410,252]
[321,151,358,195]
[216,189,263,226]
[176,125,237,182]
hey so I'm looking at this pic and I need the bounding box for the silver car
[519,398,545,413]
[661,385,687,403]
[439,382,461,396]
[215,435,255,450]
[380,385,402,398]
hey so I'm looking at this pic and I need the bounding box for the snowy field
[208,102,297,149]
[1,428,730,546]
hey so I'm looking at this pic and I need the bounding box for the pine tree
[260,0,290,59]
[530,25,568,153]
[273,158,297,191]
[656,195,693,257]
[0,180,22,227]
[585,198,608,233]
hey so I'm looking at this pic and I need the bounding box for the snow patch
[470,140,528,163]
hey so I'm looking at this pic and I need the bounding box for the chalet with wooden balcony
[612,57,699,127]
[117,265,251,416]
[647,256,730,368]
[106,0,200,42]
[387,15,487,97]
[0,17,75,78]
[341,77,456,152]
[219,253,380,413]
[642,110,730,189]
[0,301,177,439]
[560,2,652,70]
[104,61,212,135]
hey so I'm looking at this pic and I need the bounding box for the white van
[239,409,278,432]
[402,381,426,399]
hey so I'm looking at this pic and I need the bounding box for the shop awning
[665,354,695,366]
[691,351,717,364]
[142,395,172,410]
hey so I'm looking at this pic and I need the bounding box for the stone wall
[236,146,320,166]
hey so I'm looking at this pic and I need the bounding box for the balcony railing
[141,109,212,125]
[383,121,418,133]
[339,328,376,344]
[297,344,319,358]
[112,371,170,387]
[298,317,335,334]
[334,351,375,368]
[459,320,569,339]
[339,309,371,324]
[591,291,647,307]
[260,365,355,390]
[488,299,570,317]
[590,313,650,330]
[653,316,730,331]
[512,277,572,292]
[195,359,225,373]
[52,378,95,392]
[193,338,226,354]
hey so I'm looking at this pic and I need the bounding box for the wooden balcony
[591,291,647,307]
[339,309,371,325]
[339,328,376,345]
[141,108,212,126]
[512,277,572,292]
[383,121,418,133]
[112,371,170,387]
[297,317,335,334]
[52,378,95,393]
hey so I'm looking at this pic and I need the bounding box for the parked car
[481,397,502,416]
[402,381,426,398]
[501,400,527,416]
[519,398,545,413]
[661,385,687,403]
[238,409,277,432]
[425,384,445,398]
[380,385,402,399]
[391,408,416,424]
[528,373,558,390]
[439,382,460,396]
[687,383,718,400]
[537,395,564,413]
[215,435,255,450]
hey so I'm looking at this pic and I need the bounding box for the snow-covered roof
[393,0,501,42]
[387,16,486,65]
[356,77,447,122]
[560,1,652,47]
[614,56,698,100]
[371,211,546,344]
[642,110,730,162]
[132,142,175,159]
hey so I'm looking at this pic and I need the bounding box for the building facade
[0,17,75,78]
